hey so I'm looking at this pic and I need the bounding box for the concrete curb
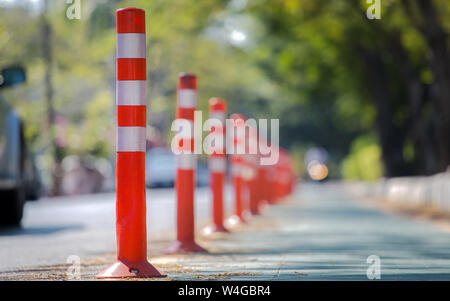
[341,170,450,213]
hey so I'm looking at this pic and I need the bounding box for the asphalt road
[0,187,234,272]
[1,183,450,280]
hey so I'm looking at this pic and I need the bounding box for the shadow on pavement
[0,224,84,236]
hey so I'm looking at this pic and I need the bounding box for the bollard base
[201,224,230,236]
[96,260,166,279]
[225,214,247,228]
[259,201,270,211]
[165,240,208,254]
[250,208,261,216]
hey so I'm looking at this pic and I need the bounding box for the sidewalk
[3,183,450,280]
[139,183,450,280]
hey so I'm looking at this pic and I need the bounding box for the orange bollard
[257,165,269,209]
[97,8,165,278]
[248,176,260,215]
[266,165,275,204]
[285,153,295,197]
[256,136,270,209]
[166,73,207,253]
[203,98,229,234]
[227,113,249,225]
[276,153,284,201]
[230,156,247,224]
[244,158,260,215]
[263,144,278,205]
[246,127,261,215]
[276,149,291,202]
[268,148,284,204]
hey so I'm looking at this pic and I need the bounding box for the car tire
[0,188,25,226]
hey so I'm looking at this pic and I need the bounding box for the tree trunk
[402,0,450,171]
[41,0,61,196]
[358,48,410,177]
[386,34,438,175]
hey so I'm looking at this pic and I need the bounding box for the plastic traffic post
[282,151,296,198]
[256,137,269,209]
[273,148,291,202]
[266,164,276,204]
[247,127,261,215]
[273,156,284,203]
[265,144,281,205]
[257,164,269,208]
[97,8,165,279]
[166,73,207,253]
[227,113,249,225]
[203,98,229,234]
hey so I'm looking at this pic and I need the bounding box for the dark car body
[0,66,42,225]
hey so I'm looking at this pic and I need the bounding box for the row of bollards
[97,7,295,279]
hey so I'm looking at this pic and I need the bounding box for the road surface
[0,186,230,272]
[1,183,450,280]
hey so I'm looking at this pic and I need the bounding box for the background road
[1,183,450,280]
[0,187,234,272]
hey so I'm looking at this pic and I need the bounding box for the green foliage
[1,0,273,158]
[1,0,449,184]
[247,0,450,176]
[341,135,383,181]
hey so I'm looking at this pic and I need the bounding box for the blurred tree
[342,135,383,181]
[247,0,450,178]
[0,0,280,192]
[401,0,450,172]
[1,0,449,189]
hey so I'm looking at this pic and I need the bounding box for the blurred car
[145,147,210,188]
[145,147,177,188]
[61,155,112,195]
[0,66,42,226]
[196,160,210,187]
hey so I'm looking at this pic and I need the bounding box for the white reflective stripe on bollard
[116,127,146,152]
[241,165,256,180]
[178,89,197,108]
[177,153,197,170]
[116,81,147,106]
[209,157,227,173]
[231,163,243,176]
[209,112,226,125]
[117,33,146,58]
